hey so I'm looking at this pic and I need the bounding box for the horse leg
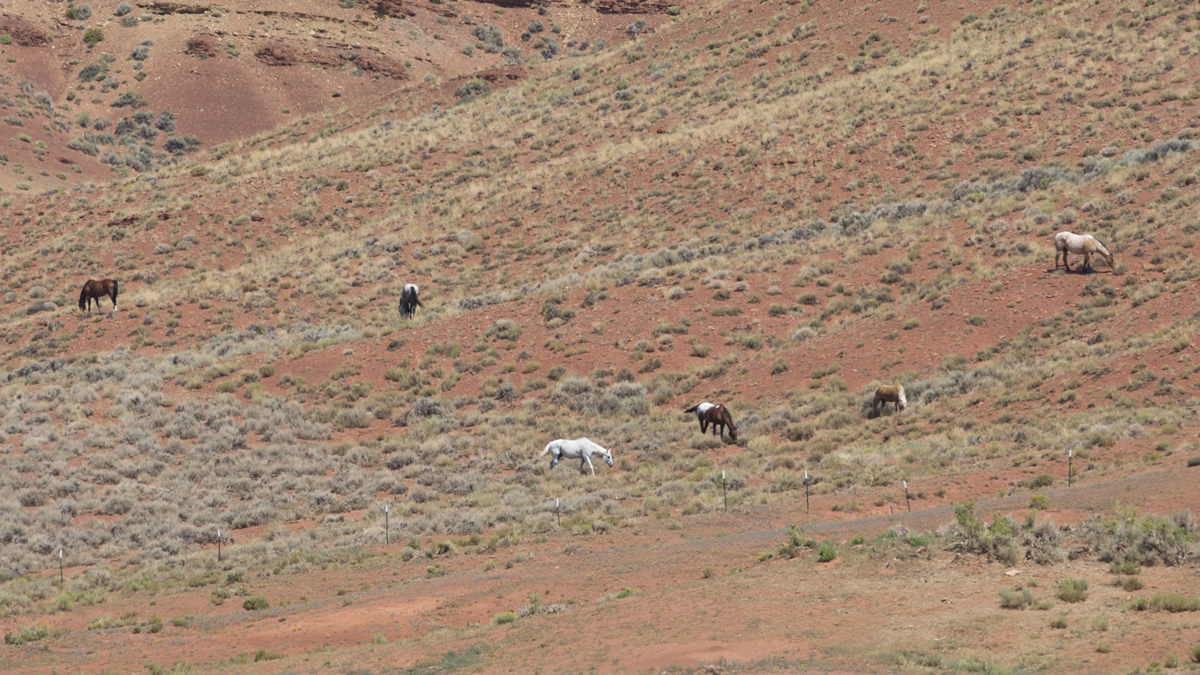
[549,455,558,470]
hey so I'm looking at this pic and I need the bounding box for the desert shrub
[242,596,270,611]
[1190,643,1200,663]
[493,611,516,625]
[83,28,104,46]
[817,541,836,562]
[1028,474,1054,489]
[1057,578,1088,603]
[999,588,1034,609]
[68,4,93,20]
[455,78,489,101]
[473,25,504,53]
[1150,592,1200,612]
[114,2,132,15]
[1083,509,1196,567]
[5,624,50,645]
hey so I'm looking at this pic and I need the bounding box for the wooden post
[217,528,222,562]
[556,498,560,527]
[59,549,63,587]
[804,470,810,514]
[722,471,727,511]
[384,504,390,546]
[1068,449,1073,487]
[904,480,910,513]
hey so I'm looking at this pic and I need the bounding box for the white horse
[1054,232,1113,272]
[539,438,614,476]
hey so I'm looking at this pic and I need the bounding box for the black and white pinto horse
[539,438,615,476]
[684,402,738,442]
[398,283,423,318]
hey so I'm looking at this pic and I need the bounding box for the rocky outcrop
[255,42,405,79]
[184,34,218,57]
[369,0,415,19]
[254,42,297,66]
[137,1,215,14]
[590,0,670,13]
[0,15,50,46]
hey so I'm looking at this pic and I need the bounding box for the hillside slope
[1,0,1200,672]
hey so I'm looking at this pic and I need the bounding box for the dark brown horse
[684,402,738,443]
[398,283,423,318]
[79,279,119,314]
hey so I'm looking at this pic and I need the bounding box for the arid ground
[1,0,1200,672]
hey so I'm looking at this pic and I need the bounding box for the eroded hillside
[1,0,1199,672]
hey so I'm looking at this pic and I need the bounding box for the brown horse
[684,402,738,443]
[79,279,119,314]
[872,384,907,416]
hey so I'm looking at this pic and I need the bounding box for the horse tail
[111,280,119,306]
[539,441,556,458]
[683,405,699,413]
[78,284,87,310]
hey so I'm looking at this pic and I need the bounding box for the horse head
[603,448,615,467]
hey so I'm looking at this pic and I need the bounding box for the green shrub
[242,596,270,611]
[0,34,12,45]
[1190,642,1200,663]
[5,624,50,645]
[1187,456,1200,468]
[1030,494,1048,510]
[83,28,104,46]
[1122,576,1144,592]
[1150,592,1200,612]
[1057,577,1088,603]
[1050,616,1067,629]
[999,588,1033,610]
[817,541,836,562]
[1028,474,1054,489]
[493,612,516,625]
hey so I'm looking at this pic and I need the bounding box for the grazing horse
[78,279,119,314]
[684,402,738,442]
[398,283,423,318]
[539,438,615,476]
[1054,232,1114,273]
[872,384,907,416]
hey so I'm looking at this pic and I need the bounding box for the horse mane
[897,384,907,407]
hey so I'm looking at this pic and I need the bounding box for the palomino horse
[872,384,907,416]
[1054,232,1114,273]
[398,283,423,318]
[79,279,119,314]
[539,438,614,476]
[684,402,738,442]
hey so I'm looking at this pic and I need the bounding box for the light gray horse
[539,438,615,476]
[1054,232,1113,272]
